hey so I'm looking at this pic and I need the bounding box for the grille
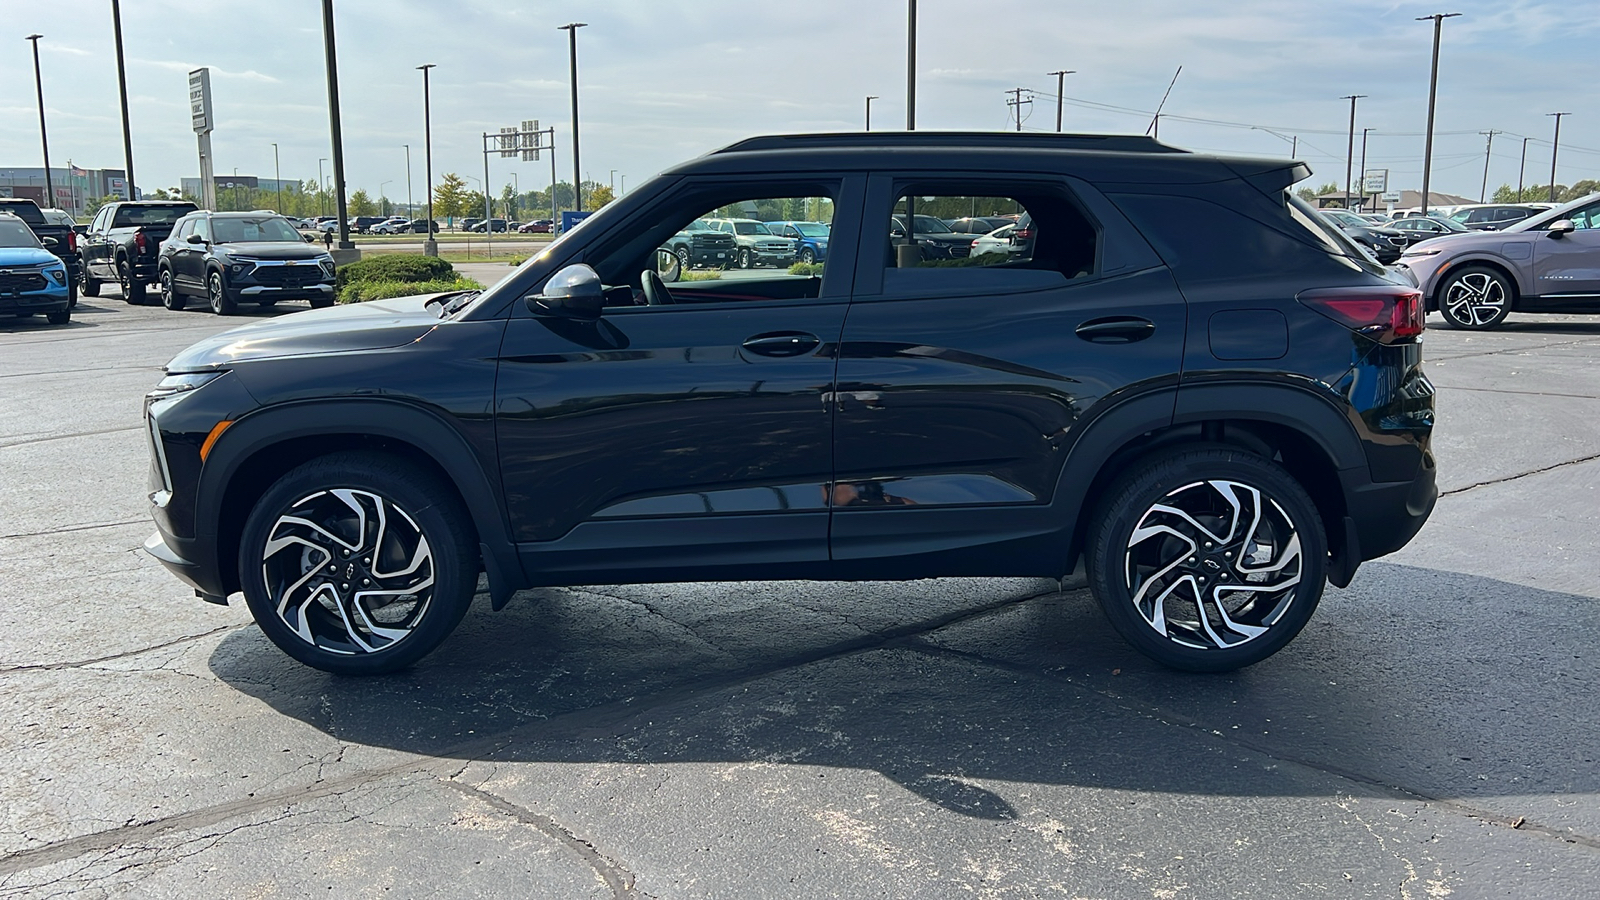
[0,272,48,293]
[756,240,791,254]
[692,234,735,250]
[253,265,327,287]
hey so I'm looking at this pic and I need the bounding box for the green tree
[83,194,123,217]
[1491,183,1519,203]
[500,184,518,220]
[348,189,376,216]
[588,185,617,209]
[433,173,471,224]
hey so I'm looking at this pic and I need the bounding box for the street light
[1048,69,1075,132]
[558,23,587,212]
[865,95,878,131]
[319,0,353,251]
[111,1,136,199]
[1548,112,1569,203]
[418,64,437,255]
[1416,12,1461,216]
[1341,94,1367,209]
[25,35,54,207]
[905,0,917,130]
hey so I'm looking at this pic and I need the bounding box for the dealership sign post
[189,67,216,211]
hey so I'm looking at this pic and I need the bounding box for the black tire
[1086,447,1327,673]
[46,308,70,326]
[207,270,238,316]
[159,267,186,311]
[310,293,334,309]
[799,248,816,264]
[67,279,78,308]
[237,452,478,675]
[80,263,101,297]
[738,248,753,269]
[1437,265,1513,330]
[117,257,146,305]
[675,246,691,271]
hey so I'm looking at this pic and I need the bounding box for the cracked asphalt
[3,286,1598,898]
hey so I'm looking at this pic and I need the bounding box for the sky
[2,0,1598,204]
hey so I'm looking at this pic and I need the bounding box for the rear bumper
[1340,455,1438,563]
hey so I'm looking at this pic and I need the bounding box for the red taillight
[1299,286,1424,343]
[134,229,148,254]
[66,230,77,253]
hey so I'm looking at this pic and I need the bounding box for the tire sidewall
[1087,447,1327,673]
[160,267,185,310]
[208,270,236,315]
[237,453,477,675]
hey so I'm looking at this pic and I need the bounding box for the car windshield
[0,219,42,248]
[1322,211,1364,228]
[911,215,953,233]
[733,222,771,235]
[111,205,194,227]
[791,222,828,237]
[211,216,302,243]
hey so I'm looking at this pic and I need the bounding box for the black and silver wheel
[1087,448,1326,672]
[159,267,186,311]
[738,248,753,269]
[118,258,146,304]
[675,246,692,272]
[207,270,237,316]
[799,248,816,265]
[1438,266,1512,330]
[239,453,477,675]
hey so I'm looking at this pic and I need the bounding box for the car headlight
[1402,248,1444,258]
[149,371,225,399]
[48,268,67,284]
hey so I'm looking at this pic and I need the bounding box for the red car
[517,220,553,234]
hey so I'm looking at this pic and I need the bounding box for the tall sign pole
[320,0,353,251]
[559,24,586,212]
[111,1,136,199]
[25,35,55,207]
[188,67,216,211]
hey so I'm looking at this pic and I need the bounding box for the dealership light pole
[418,64,437,255]
[1416,12,1460,216]
[320,0,353,251]
[25,35,54,207]
[906,0,916,130]
[559,23,586,212]
[271,142,281,213]
[1341,95,1366,208]
[110,1,136,198]
[1547,112,1568,203]
[1048,69,1075,132]
[1517,136,1530,202]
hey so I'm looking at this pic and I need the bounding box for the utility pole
[1547,112,1569,202]
[865,95,878,131]
[1416,13,1461,216]
[1359,127,1373,210]
[906,0,917,130]
[559,23,586,212]
[1478,130,1499,203]
[111,1,136,199]
[1517,136,1529,202]
[1048,69,1075,132]
[404,144,412,217]
[1006,88,1032,132]
[1342,95,1366,209]
[418,64,436,255]
[25,35,54,207]
[318,158,328,216]
[272,142,281,213]
[320,0,353,251]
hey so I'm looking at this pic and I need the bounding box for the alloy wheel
[260,488,436,656]
[1123,479,1303,651]
[1442,270,1508,329]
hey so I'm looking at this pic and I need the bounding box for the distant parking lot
[2,286,1598,896]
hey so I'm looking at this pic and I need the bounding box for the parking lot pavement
[3,300,1599,897]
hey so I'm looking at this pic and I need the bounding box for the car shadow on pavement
[207,563,1600,821]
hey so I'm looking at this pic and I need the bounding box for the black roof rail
[713,131,1187,155]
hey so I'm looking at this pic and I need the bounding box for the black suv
[144,132,1437,675]
[157,211,337,314]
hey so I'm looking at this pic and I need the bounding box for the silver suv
[704,218,795,269]
[1397,192,1600,330]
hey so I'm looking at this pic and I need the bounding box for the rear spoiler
[1224,160,1314,200]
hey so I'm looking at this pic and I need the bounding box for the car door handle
[742,332,820,357]
[1075,316,1156,344]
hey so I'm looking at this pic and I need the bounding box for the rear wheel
[117,258,146,304]
[238,453,478,675]
[80,264,101,297]
[1438,266,1512,330]
[1086,448,1326,672]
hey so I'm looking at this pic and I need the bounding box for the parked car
[459,217,483,232]
[348,216,387,234]
[79,200,198,304]
[0,199,80,306]
[766,220,831,263]
[1316,208,1413,264]
[704,217,796,268]
[518,220,553,234]
[891,213,973,260]
[946,216,1016,234]
[406,219,440,234]
[0,213,72,325]
[144,130,1435,676]
[156,211,337,316]
[466,218,509,233]
[1446,204,1550,232]
[969,222,1015,257]
[1397,192,1600,330]
[370,219,408,235]
[1387,216,1469,238]
[659,218,737,270]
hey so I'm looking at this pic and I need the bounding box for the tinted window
[879,187,1094,289]
[1117,193,1381,280]
[111,205,195,227]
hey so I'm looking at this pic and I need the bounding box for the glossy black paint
[145,132,1436,609]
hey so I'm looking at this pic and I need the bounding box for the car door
[829,173,1182,575]
[495,175,864,582]
[1532,199,1600,299]
[167,219,196,291]
[85,207,113,277]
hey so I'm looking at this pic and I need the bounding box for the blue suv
[767,220,830,264]
[0,214,72,325]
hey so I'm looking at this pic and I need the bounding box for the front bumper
[0,275,70,313]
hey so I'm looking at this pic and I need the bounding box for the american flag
[70,165,87,177]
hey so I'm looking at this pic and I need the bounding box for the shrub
[338,274,483,304]
[336,254,455,289]
[787,261,825,277]
[678,270,722,282]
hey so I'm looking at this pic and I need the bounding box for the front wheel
[238,453,478,675]
[737,248,753,269]
[46,308,70,325]
[1086,448,1327,672]
[118,258,146,304]
[160,268,186,311]
[207,270,237,316]
[1438,266,1512,330]
[798,248,816,265]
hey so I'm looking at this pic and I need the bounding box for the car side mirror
[186,233,205,244]
[1548,219,1575,238]
[528,263,604,320]
[890,227,905,238]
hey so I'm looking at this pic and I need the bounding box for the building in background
[0,166,133,216]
